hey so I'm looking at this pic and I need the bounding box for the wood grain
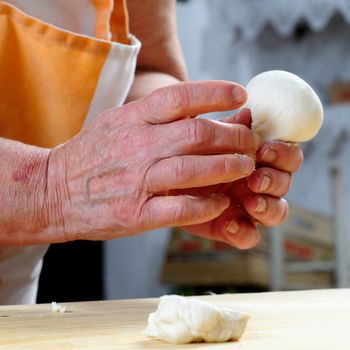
[0,289,349,349]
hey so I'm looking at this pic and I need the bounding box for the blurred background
[38,0,350,302]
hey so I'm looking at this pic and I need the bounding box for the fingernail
[260,175,271,192]
[227,220,240,234]
[255,197,267,213]
[232,86,247,104]
[261,148,277,163]
[239,155,255,175]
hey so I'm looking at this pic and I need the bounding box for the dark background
[37,241,103,303]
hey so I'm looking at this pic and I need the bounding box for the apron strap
[93,0,130,44]
[110,0,129,44]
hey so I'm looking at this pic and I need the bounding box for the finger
[142,194,230,228]
[160,117,257,156]
[145,154,255,193]
[244,195,289,227]
[220,108,252,128]
[247,167,293,197]
[183,218,261,250]
[137,80,247,124]
[256,141,304,173]
[221,219,261,250]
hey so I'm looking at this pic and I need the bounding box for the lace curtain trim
[213,0,350,40]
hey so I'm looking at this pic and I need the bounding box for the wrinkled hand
[181,109,304,249]
[44,81,258,243]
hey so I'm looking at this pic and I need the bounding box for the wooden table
[0,289,349,349]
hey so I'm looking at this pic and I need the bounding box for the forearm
[0,138,58,245]
[126,0,187,102]
[126,70,184,102]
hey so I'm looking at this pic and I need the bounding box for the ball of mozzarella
[245,70,324,142]
[145,295,249,344]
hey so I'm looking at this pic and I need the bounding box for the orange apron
[0,0,141,304]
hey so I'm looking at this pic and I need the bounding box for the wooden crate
[161,204,334,289]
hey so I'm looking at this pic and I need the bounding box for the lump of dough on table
[245,70,324,143]
[145,295,249,344]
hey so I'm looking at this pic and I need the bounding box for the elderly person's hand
[180,109,304,249]
[28,80,257,244]
[0,80,304,247]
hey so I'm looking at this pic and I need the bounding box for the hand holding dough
[245,70,324,142]
[145,295,249,344]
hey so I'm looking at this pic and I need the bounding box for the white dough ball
[145,295,249,344]
[245,70,324,142]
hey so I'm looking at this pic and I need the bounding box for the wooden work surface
[0,289,349,349]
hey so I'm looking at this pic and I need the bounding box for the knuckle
[188,119,214,147]
[112,198,145,229]
[139,201,154,228]
[170,89,189,114]
[173,157,188,183]
[220,157,237,178]
[222,158,232,177]
[134,95,155,123]
[113,203,134,227]
[172,199,189,222]
[233,125,251,150]
[154,84,189,115]
[143,166,156,192]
